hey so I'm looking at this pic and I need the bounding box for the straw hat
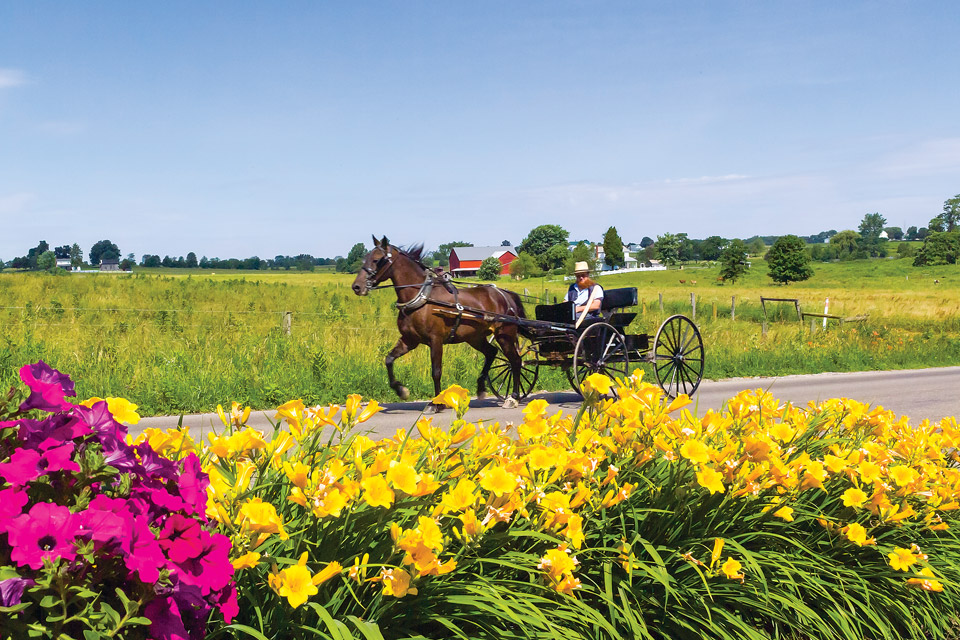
[573,261,590,275]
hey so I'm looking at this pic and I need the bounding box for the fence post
[691,293,696,321]
[810,317,815,333]
[762,320,768,336]
[642,301,646,316]
[731,296,736,321]
[712,301,717,320]
[659,292,663,313]
[283,311,292,336]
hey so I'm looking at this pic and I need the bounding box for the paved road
[134,366,960,441]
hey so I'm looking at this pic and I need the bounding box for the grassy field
[1,256,958,415]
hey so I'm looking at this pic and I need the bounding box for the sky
[2,1,959,261]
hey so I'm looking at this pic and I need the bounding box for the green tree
[517,225,569,258]
[564,242,595,274]
[477,256,502,280]
[54,245,71,259]
[69,243,83,268]
[89,239,120,265]
[829,230,861,260]
[509,252,540,279]
[884,226,904,241]
[186,252,198,268]
[857,212,887,257]
[337,243,367,273]
[37,250,56,271]
[699,236,726,262]
[655,233,681,266]
[906,226,919,240]
[747,238,767,256]
[538,242,570,271]
[640,236,654,248]
[913,231,960,266]
[436,241,473,267]
[766,235,813,284]
[718,239,749,284]
[896,242,916,259]
[928,194,960,233]
[602,226,625,268]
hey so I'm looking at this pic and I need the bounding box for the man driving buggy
[566,261,603,320]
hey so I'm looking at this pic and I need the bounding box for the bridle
[361,247,394,291]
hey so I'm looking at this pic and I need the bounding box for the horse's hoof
[423,403,444,415]
[501,397,519,409]
[476,390,488,400]
[394,385,410,400]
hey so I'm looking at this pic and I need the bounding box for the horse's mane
[397,243,427,269]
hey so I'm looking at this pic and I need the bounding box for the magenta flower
[158,514,204,563]
[213,583,239,623]
[7,502,80,569]
[0,442,81,486]
[124,516,166,583]
[145,596,190,640]
[19,361,75,412]
[0,577,34,606]
[78,495,132,546]
[0,486,29,531]
[176,454,210,520]
[136,443,178,481]
[17,414,90,448]
[171,529,234,594]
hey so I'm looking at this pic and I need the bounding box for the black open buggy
[481,287,705,400]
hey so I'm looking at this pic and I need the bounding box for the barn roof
[451,246,516,261]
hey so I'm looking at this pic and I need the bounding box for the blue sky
[2,2,959,261]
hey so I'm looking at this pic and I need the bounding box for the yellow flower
[231,551,261,570]
[349,553,370,583]
[433,384,470,414]
[842,522,874,546]
[697,467,726,494]
[386,460,421,494]
[440,479,477,512]
[82,396,140,424]
[773,506,794,522]
[313,561,343,586]
[888,548,918,572]
[842,487,868,508]
[381,568,418,598]
[450,421,476,444]
[666,394,692,413]
[527,446,556,470]
[538,546,577,582]
[361,475,395,508]
[721,557,744,580]
[582,373,613,396]
[237,497,289,540]
[523,398,549,420]
[823,454,849,474]
[270,553,318,608]
[711,538,725,567]
[562,514,585,550]
[680,439,712,465]
[479,465,519,497]
[888,465,919,487]
[906,567,944,592]
[857,460,882,484]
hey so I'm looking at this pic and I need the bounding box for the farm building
[448,246,517,276]
[99,259,120,272]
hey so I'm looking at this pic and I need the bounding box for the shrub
[0,362,237,639]
[142,374,960,639]
[477,257,502,281]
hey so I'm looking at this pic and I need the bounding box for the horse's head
[351,235,394,296]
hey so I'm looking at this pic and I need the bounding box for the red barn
[448,246,517,276]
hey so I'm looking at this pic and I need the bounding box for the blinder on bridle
[362,246,394,290]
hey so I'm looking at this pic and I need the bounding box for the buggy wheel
[571,322,629,397]
[487,335,539,401]
[653,314,704,398]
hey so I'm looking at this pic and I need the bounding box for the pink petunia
[0,486,30,533]
[158,514,203,563]
[0,442,81,486]
[176,454,210,520]
[144,596,190,640]
[7,502,80,569]
[19,361,75,412]
[17,414,90,448]
[170,529,234,594]
[123,516,166,583]
[78,496,132,546]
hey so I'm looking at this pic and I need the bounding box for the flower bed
[3,362,960,639]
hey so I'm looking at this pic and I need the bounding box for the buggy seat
[601,287,638,329]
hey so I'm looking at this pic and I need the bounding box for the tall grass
[1,256,958,415]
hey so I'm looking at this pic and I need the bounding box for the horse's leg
[385,336,418,400]
[495,329,522,409]
[423,337,446,414]
[470,335,499,400]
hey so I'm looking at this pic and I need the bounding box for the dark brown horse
[351,236,526,412]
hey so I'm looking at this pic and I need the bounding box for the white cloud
[0,68,27,89]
